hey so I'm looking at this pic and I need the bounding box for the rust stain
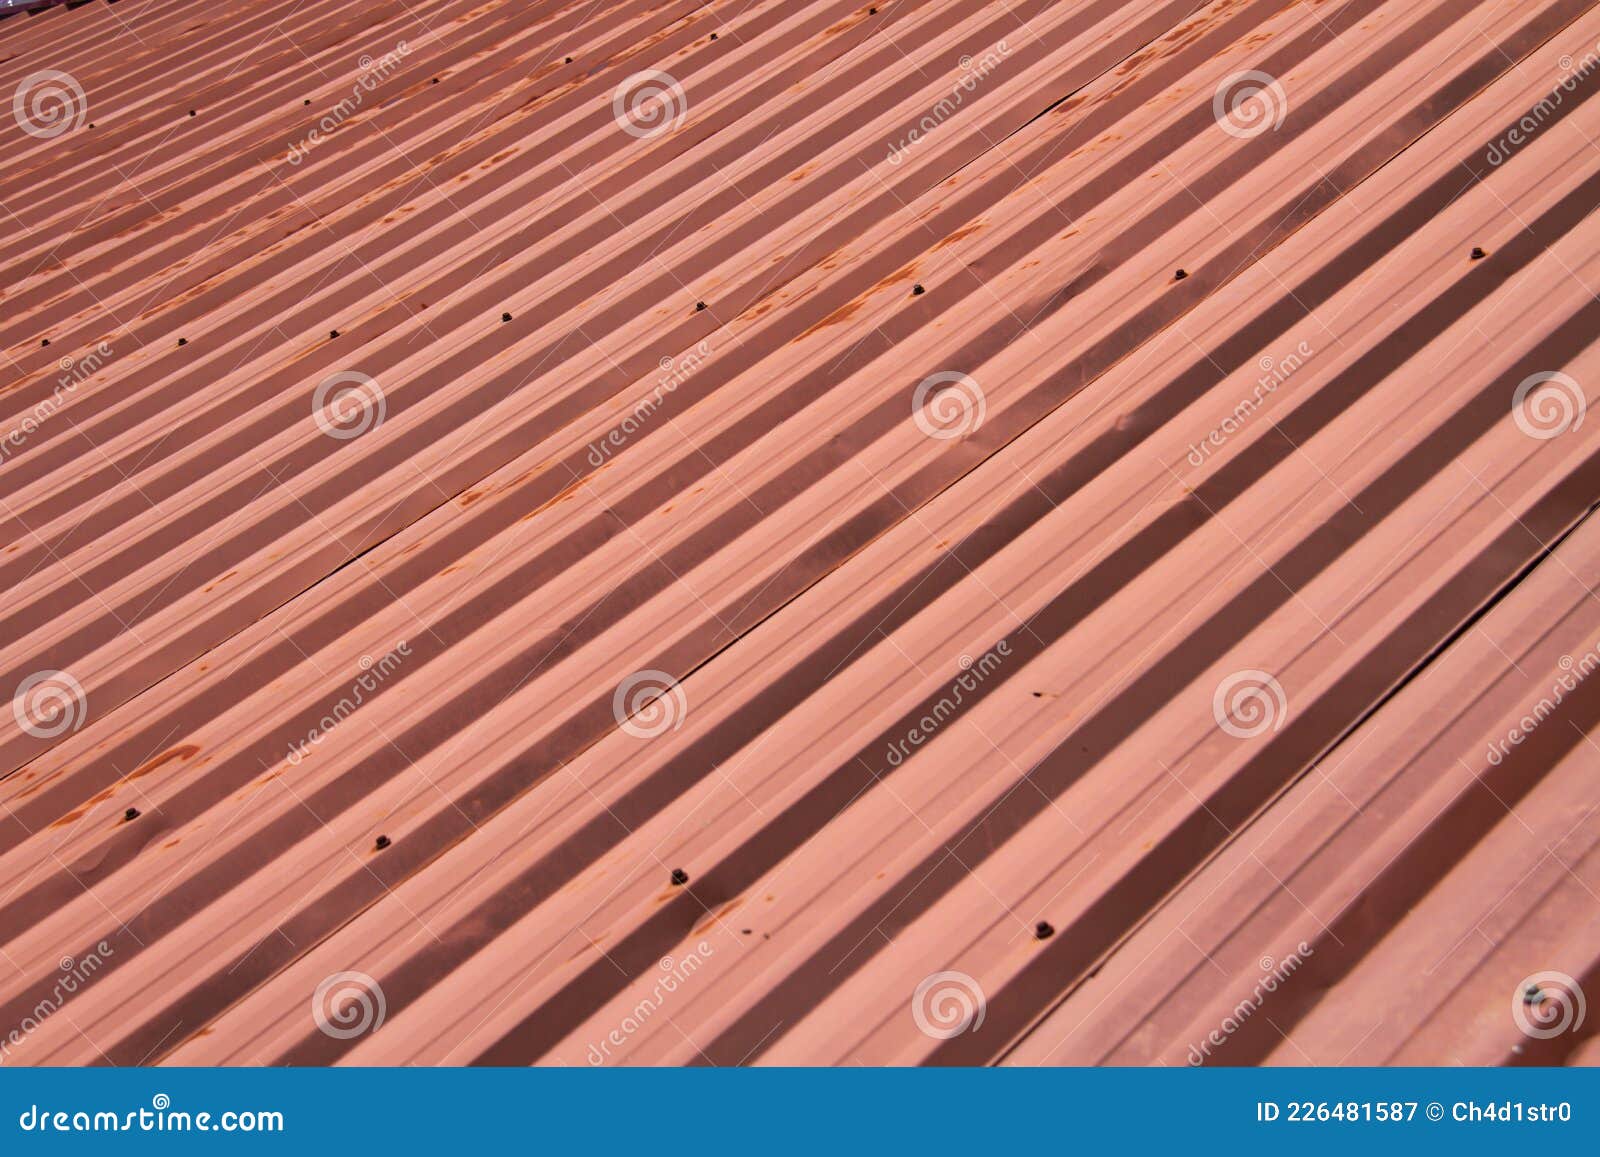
[130,744,201,780]
[799,297,867,338]
[49,786,117,829]
[935,223,983,250]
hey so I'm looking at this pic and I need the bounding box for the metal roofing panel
[1,0,1597,1066]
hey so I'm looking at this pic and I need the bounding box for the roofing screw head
[123,807,140,822]
[177,338,187,346]
[304,99,311,106]
[1524,984,1544,1004]
[374,835,391,851]
[431,77,439,85]
[40,338,49,347]
[188,109,196,117]
[695,301,706,311]
[669,868,689,886]
[911,283,925,296]
[1173,268,1189,281]
[501,312,512,322]
[710,32,718,40]
[1034,920,1055,940]
[1471,247,1487,261]
[565,56,573,64]
[329,329,340,339]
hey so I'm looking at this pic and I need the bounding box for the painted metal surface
[0,0,1597,1066]
[0,1,72,20]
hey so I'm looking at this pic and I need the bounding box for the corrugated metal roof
[2,0,1598,1066]
[0,1,74,21]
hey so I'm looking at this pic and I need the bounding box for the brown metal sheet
[1,0,1597,1067]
